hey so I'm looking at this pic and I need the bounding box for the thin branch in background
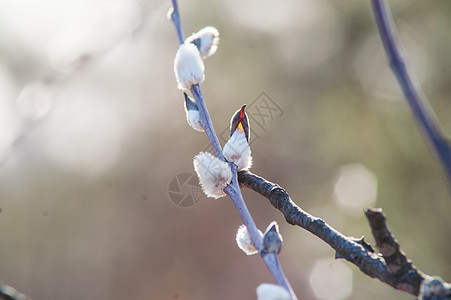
[238,170,451,297]
[371,0,451,186]
[169,1,297,298]
[0,0,147,167]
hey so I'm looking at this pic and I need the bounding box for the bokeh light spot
[309,258,353,300]
[333,163,378,213]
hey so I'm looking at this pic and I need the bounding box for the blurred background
[0,0,450,299]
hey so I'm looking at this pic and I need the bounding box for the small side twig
[365,208,426,295]
[238,170,450,297]
[371,0,451,185]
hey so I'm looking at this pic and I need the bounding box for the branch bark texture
[238,171,450,297]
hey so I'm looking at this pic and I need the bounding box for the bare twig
[365,208,427,295]
[371,0,451,185]
[238,170,451,297]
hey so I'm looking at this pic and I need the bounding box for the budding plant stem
[225,165,296,297]
[371,0,451,186]
[262,253,296,298]
[170,0,185,44]
[170,1,297,298]
[191,85,225,160]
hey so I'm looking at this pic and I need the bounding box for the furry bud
[256,283,290,300]
[193,152,232,199]
[223,105,252,170]
[174,42,205,90]
[185,26,220,59]
[184,93,204,132]
[262,221,283,254]
[236,224,263,255]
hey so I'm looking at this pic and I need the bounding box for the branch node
[351,236,375,253]
[419,276,451,300]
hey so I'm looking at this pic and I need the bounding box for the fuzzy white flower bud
[236,224,262,255]
[224,105,252,170]
[185,26,220,59]
[262,221,283,254]
[184,93,204,132]
[193,152,232,199]
[256,284,291,300]
[223,129,252,170]
[187,110,203,132]
[174,42,205,90]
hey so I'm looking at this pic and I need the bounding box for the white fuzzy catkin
[236,224,262,255]
[223,130,252,170]
[193,152,232,199]
[185,26,220,59]
[186,109,204,132]
[174,43,205,90]
[256,284,291,300]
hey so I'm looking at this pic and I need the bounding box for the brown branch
[365,208,425,294]
[238,170,450,297]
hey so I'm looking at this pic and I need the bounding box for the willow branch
[169,2,296,298]
[190,85,225,160]
[238,170,451,297]
[170,0,185,44]
[371,0,451,185]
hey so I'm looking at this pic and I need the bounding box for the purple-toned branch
[169,0,184,44]
[169,1,297,298]
[225,165,296,297]
[190,85,225,160]
[371,0,451,186]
